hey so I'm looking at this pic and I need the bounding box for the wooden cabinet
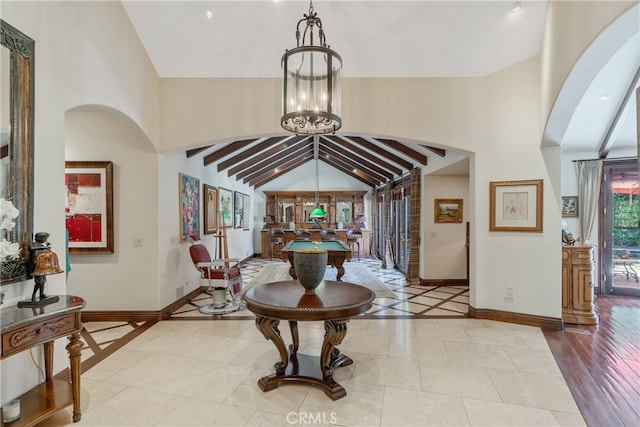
[261,229,371,259]
[1,296,85,426]
[562,244,599,325]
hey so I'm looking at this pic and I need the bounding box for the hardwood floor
[544,295,640,427]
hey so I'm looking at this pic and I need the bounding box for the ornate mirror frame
[1,20,35,284]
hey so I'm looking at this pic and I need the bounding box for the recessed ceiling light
[599,94,610,101]
[511,1,523,13]
[206,10,213,20]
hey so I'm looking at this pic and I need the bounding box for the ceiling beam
[202,138,257,165]
[375,138,428,165]
[419,144,446,157]
[213,136,283,169]
[229,136,310,177]
[186,145,212,158]
[251,154,314,188]
[323,135,403,175]
[319,146,386,184]
[318,155,379,187]
[321,137,394,180]
[242,144,313,184]
[345,136,414,170]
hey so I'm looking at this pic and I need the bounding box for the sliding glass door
[600,159,639,297]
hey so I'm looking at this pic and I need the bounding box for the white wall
[423,175,470,280]
[65,110,160,310]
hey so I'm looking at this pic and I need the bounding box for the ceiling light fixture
[281,0,342,135]
[511,1,523,13]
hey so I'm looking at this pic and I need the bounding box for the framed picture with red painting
[65,161,114,253]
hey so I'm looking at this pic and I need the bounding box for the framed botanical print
[234,191,244,229]
[178,173,200,242]
[490,179,543,232]
[218,187,233,228]
[65,161,114,253]
[243,193,251,230]
[203,184,218,234]
[434,199,463,223]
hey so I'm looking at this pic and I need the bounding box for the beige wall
[1,0,633,404]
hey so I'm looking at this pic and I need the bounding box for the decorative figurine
[18,232,63,308]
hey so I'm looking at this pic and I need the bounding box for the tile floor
[38,258,585,426]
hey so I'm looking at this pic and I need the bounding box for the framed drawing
[434,199,463,223]
[490,179,543,232]
[178,173,200,242]
[203,184,218,234]
[234,191,244,229]
[65,161,114,254]
[562,196,578,218]
[243,193,251,230]
[218,187,233,228]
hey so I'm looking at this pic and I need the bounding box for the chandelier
[281,0,342,135]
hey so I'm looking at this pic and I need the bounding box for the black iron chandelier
[281,0,342,135]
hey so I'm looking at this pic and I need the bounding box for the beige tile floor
[37,259,586,427]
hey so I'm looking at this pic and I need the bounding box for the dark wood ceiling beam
[241,145,313,183]
[318,156,379,187]
[342,136,413,170]
[215,136,286,170]
[320,138,394,180]
[419,144,446,157]
[186,145,212,158]
[374,138,428,165]
[230,136,311,177]
[202,138,258,165]
[251,155,313,188]
[237,143,310,180]
[323,135,403,175]
[319,146,387,184]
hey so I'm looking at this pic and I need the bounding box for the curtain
[370,187,379,259]
[381,181,394,269]
[575,160,603,242]
[406,168,421,284]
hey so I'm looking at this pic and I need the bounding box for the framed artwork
[178,173,200,242]
[243,193,251,230]
[218,187,233,228]
[234,191,244,229]
[203,184,218,234]
[490,179,543,232]
[434,199,463,223]
[562,196,578,218]
[65,161,114,254]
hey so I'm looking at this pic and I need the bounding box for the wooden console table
[1,295,85,426]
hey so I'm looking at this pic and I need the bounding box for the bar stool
[268,228,285,260]
[295,229,311,240]
[346,228,362,260]
[321,228,337,240]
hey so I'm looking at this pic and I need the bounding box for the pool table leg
[335,260,345,281]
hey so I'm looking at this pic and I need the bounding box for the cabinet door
[572,265,594,311]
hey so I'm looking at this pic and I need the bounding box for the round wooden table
[243,280,374,400]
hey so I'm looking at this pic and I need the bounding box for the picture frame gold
[434,199,463,223]
[489,179,543,232]
[203,184,218,234]
[562,196,578,218]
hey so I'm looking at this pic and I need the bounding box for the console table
[243,280,374,400]
[1,295,85,426]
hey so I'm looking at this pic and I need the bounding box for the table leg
[43,341,54,381]
[289,321,299,355]
[322,320,352,377]
[66,332,84,422]
[335,260,346,281]
[255,316,288,376]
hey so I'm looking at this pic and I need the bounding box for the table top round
[243,280,375,321]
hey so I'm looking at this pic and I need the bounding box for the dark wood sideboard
[1,295,85,426]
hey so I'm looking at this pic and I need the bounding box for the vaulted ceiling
[186,135,445,188]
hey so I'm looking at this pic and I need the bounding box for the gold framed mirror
[1,20,35,284]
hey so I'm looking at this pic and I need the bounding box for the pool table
[282,240,352,281]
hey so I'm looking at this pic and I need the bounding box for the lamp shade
[33,251,64,276]
[309,207,325,219]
